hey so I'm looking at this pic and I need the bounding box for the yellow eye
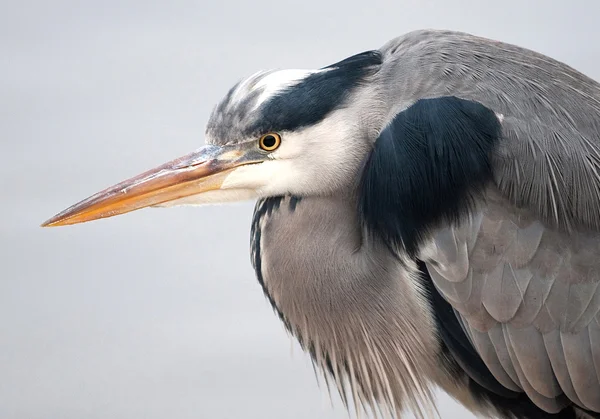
[259,132,281,151]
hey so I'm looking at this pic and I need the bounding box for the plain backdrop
[2,1,600,418]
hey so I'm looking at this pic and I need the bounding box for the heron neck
[250,194,440,417]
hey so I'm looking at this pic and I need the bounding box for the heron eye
[259,132,281,151]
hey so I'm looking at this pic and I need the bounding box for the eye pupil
[262,135,276,148]
[259,132,281,151]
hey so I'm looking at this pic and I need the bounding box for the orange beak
[41,145,253,227]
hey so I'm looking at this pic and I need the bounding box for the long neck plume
[250,194,441,418]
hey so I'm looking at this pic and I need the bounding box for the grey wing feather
[495,115,600,232]
[423,190,600,413]
[380,30,600,231]
[382,30,600,413]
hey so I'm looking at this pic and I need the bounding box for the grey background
[2,1,600,418]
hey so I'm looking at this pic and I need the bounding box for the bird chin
[150,188,260,207]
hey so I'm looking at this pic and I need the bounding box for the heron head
[42,52,382,227]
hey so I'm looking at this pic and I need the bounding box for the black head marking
[359,96,502,256]
[250,50,382,135]
[207,51,382,144]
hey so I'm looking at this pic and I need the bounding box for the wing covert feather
[466,323,521,392]
[424,189,600,413]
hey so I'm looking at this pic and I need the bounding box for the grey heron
[42,29,600,419]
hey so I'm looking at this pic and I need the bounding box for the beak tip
[41,211,77,228]
[40,217,62,228]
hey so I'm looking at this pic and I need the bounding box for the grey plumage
[252,194,440,418]
[379,30,600,414]
[248,30,600,417]
[43,29,600,419]
[378,30,600,231]
[425,188,600,413]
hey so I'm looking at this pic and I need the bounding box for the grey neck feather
[251,193,442,418]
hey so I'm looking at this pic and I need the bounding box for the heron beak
[41,145,256,227]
